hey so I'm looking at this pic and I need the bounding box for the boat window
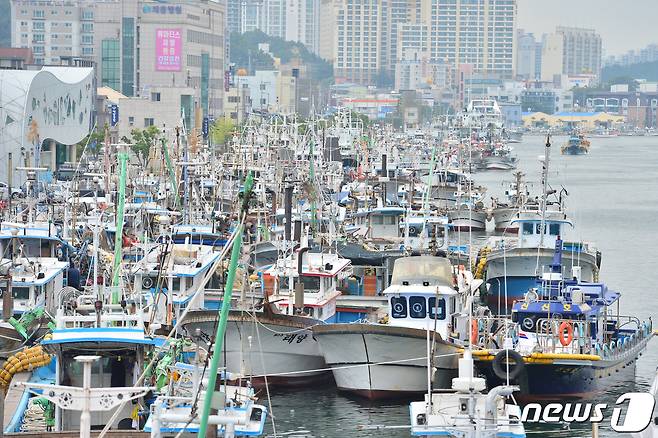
[428,297,446,320]
[12,287,30,300]
[549,224,560,236]
[390,296,407,318]
[300,276,320,291]
[409,296,427,318]
[278,276,320,291]
[522,223,533,235]
[372,215,384,225]
[172,277,181,292]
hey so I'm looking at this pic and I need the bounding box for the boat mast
[538,135,551,250]
[110,146,129,303]
[197,172,253,438]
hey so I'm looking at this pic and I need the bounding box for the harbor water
[262,135,658,437]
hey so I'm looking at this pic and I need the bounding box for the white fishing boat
[312,256,484,399]
[182,246,352,387]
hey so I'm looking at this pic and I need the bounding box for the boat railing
[599,316,652,360]
[534,317,592,355]
[55,308,145,330]
[471,316,517,350]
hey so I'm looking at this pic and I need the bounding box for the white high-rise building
[330,0,517,86]
[516,30,537,80]
[232,0,320,54]
[425,0,516,78]
[556,26,602,78]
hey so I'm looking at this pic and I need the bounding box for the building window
[33,34,44,43]
[82,35,93,45]
[144,118,154,127]
[122,18,135,96]
[33,10,44,18]
[81,23,93,33]
[82,47,93,55]
[101,39,120,90]
[128,116,134,126]
[33,22,44,30]
[151,92,161,102]
[33,46,44,54]
[82,10,94,20]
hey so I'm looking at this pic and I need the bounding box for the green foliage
[229,30,333,82]
[76,124,109,159]
[602,61,658,83]
[210,118,236,145]
[121,125,160,168]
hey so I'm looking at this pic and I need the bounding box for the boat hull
[312,323,459,399]
[448,210,488,232]
[562,146,589,155]
[490,207,519,233]
[474,336,650,402]
[181,310,331,387]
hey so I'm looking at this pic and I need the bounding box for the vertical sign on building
[202,117,209,139]
[224,70,230,92]
[110,105,119,126]
[156,28,182,71]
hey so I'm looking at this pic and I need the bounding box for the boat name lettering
[273,333,309,344]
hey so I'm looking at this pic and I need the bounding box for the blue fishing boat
[561,132,590,155]
[478,136,600,313]
[472,238,654,401]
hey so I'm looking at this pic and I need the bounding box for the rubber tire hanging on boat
[492,349,525,381]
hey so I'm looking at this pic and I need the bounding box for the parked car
[0,182,24,200]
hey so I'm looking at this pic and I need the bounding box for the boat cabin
[383,256,459,336]
[513,210,571,249]
[134,244,221,321]
[266,250,352,323]
[368,207,405,241]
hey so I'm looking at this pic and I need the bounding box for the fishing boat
[409,350,525,438]
[447,188,488,232]
[312,255,484,399]
[479,137,600,313]
[182,245,353,387]
[489,172,530,233]
[472,238,654,402]
[561,132,590,155]
[144,362,267,437]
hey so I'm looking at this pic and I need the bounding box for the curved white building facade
[0,66,94,185]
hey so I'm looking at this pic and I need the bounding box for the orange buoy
[470,319,479,345]
[559,321,574,346]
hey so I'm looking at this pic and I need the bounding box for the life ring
[409,226,417,235]
[558,321,574,347]
[470,319,479,344]
[492,350,525,380]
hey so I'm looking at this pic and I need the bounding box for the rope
[247,351,462,378]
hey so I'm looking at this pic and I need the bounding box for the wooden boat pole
[197,172,253,438]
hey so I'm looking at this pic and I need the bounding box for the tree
[121,125,160,168]
[76,124,108,159]
[210,119,236,145]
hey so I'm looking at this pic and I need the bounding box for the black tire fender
[492,349,525,380]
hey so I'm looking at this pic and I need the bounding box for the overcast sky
[517,0,658,56]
